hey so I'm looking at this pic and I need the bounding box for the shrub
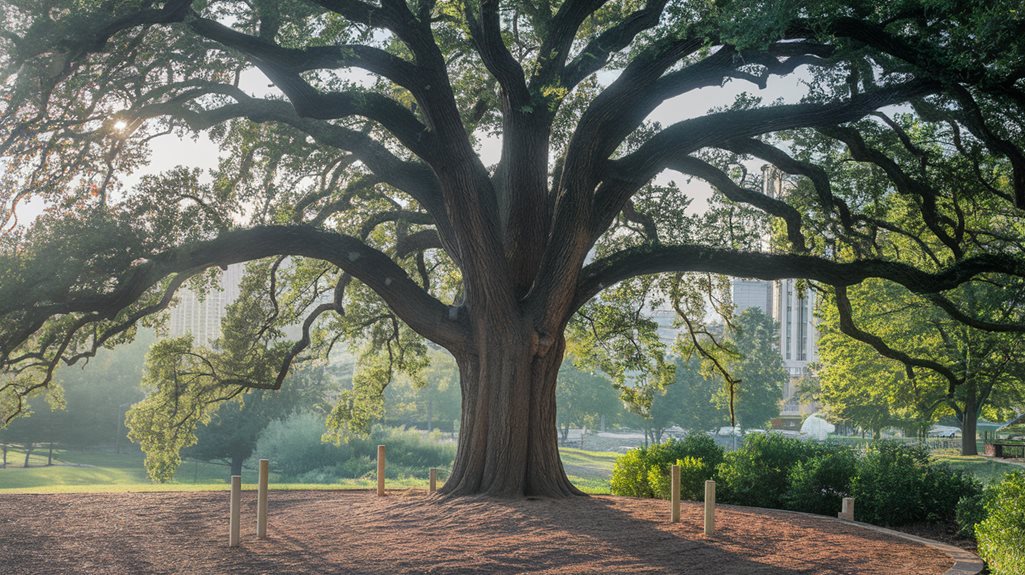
[610,448,654,498]
[975,471,1025,575]
[955,493,987,539]
[611,434,723,499]
[784,445,857,515]
[254,412,338,476]
[716,433,818,508]
[924,464,982,523]
[850,441,980,526]
[647,456,709,501]
[677,456,710,500]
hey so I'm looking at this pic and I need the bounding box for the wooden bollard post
[670,464,681,523]
[377,445,386,496]
[703,480,716,536]
[257,459,269,539]
[429,468,438,493]
[838,497,855,521]
[229,475,241,547]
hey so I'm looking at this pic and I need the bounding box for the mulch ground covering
[0,490,954,574]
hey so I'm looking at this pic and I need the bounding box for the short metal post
[229,475,241,547]
[670,464,681,523]
[377,445,386,496]
[429,468,438,493]
[704,480,716,536]
[257,459,269,539]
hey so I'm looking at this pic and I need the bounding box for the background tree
[643,356,724,442]
[384,349,462,432]
[185,365,322,479]
[721,308,786,430]
[2,0,1025,496]
[555,360,621,441]
[0,332,150,463]
[818,279,1025,454]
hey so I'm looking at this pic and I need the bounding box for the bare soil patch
[0,490,955,574]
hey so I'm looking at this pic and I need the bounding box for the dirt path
[0,490,955,574]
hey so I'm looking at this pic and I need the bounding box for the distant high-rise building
[168,264,245,347]
[726,166,819,420]
[732,278,773,316]
[773,278,818,417]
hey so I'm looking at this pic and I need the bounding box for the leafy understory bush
[611,435,723,500]
[615,435,983,533]
[851,441,981,527]
[783,446,857,516]
[955,493,987,539]
[648,456,708,501]
[975,471,1025,575]
[716,433,819,509]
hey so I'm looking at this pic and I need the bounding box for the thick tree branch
[595,80,939,236]
[574,244,1025,313]
[833,285,961,389]
[561,0,668,89]
[3,226,469,359]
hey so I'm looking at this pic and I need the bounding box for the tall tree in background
[2,1,1025,496]
[642,356,724,441]
[818,279,1025,454]
[722,309,785,430]
[555,360,621,440]
[182,365,322,479]
[384,349,462,432]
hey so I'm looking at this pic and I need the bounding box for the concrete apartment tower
[729,166,818,426]
[168,264,245,348]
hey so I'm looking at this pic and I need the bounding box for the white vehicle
[717,426,742,436]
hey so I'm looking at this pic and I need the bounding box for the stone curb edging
[726,505,984,575]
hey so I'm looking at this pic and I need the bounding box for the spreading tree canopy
[818,278,1025,455]
[1,0,1025,496]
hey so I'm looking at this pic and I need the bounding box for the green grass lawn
[0,449,250,491]
[559,447,617,494]
[0,446,619,495]
[931,449,1023,484]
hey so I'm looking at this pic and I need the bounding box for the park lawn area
[0,449,245,491]
[931,449,1023,484]
[560,447,617,494]
[0,447,618,495]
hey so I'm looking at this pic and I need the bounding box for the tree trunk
[230,454,244,478]
[440,330,582,498]
[47,442,53,466]
[961,395,979,456]
[2,444,6,468]
[23,442,32,468]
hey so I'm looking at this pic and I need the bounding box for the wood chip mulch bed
[0,490,957,574]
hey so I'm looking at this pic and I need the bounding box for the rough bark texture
[960,393,979,456]
[442,323,581,497]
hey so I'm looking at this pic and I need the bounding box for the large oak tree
[1,0,1024,496]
